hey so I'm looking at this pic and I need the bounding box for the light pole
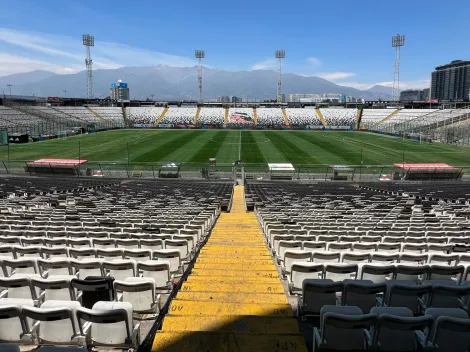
[63,90,67,99]
[391,34,405,102]
[195,50,205,103]
[82,34,95,99]
[6,84,12,96]
[275,50,286,104]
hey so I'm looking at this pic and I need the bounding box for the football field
[2,129,470,166]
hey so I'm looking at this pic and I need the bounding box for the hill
[0,65,393,100]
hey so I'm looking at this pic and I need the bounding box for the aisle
[152,185,307,351]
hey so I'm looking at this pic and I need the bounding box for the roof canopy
[268,163,295,171]
[394,163,459,171]
[329,165,355,171]
[161,162,181,168]
[28,158,87,166]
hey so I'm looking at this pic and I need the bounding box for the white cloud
[334,79,430,91]
[0,28,84,61]
[0,27,197,76]
[316,72,356,80]
[0,53,82,75]
[332,81,375,90]
[97,42,196,68]
[306,57,321,66]
[251,59,277,70]
[374,80,431,90]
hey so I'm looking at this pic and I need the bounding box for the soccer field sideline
[1,129,470,166]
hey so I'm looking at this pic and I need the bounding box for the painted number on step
[274,341,298,351]
[171,305,184,312]
[273,308,288,315]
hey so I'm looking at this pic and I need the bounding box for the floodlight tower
[392,34,405,102]
[195,50,205,103]
[82,34,95,99]
[275,50,285,103]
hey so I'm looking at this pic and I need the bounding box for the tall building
[422,88,430,100]
[431,60,470,101]
[276,94,286,103]
[399,89,425,101]
[110,80,130,102]
[216,96,230,103]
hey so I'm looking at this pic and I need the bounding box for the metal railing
[1,160,468,182]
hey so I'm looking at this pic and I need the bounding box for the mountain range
[0,66,394,101]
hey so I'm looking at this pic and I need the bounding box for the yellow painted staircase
[152,186,307,352]
[122,107,129,125]
[193,107,201,125]
[315,108,328,127]
[224,107,229,124]
[355,108,363,130]
[86,106,104,121]
[374,108,400,127]
[282,109,290,126]
[253,108,258,126]
[156,107,169,124]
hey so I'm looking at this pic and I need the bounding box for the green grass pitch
[2,129,470,167]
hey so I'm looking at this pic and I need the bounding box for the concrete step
[161,315,301,333]
[152,331,308,352]
[190,269,279,278]
[181,282,285,294]
[186,277,282,284]
[175,291,288,304]
[167,300,293,317]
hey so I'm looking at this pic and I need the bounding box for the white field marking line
[238,130,242,160]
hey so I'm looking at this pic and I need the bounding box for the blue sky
[0,0,468,89]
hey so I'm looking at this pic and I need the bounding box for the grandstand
[320,107,357,128]
[160,107,196,125]
[393,108,470,133]
[284,107,322,127]
[0,176,469,351]
[196,107,225,126]
[51,106,102,123]
[360,109,396,129]
[227,107,255,127]
[2,103,470,138]
[0,106,44,130]
[89,107,124,123]
[127,106,165,125]
[256,108,285,126]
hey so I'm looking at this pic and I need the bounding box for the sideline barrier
[1,159,469,182]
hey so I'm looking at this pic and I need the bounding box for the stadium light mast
[195,50,205,103]
[6,84,12,96]
[392,34,405,102]
[275,50,285,104]
[82,34,95,99]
